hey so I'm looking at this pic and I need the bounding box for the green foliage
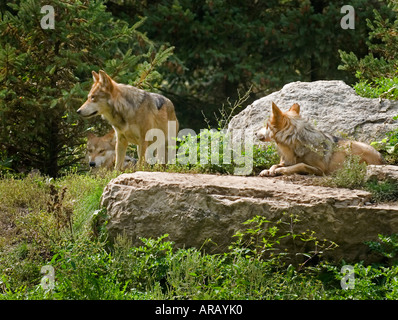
[325,234,398,299]
[370,116,398,165]
[173,129,279,175]
[324,261,398,300]
[2,172,398,300]
[338,0,398,139]
[318,146,397,201]
[339,1,398,165]
[366,234,398,265]
[320,154,398,202]
[0,0,173,176]
[230,214,337,270]
[1,0,398,300]
[354,77,398,100]
[0,171,115,291]
[0,195,332,300]
[339,0,398,82]
[366,179,398,203]
[167,87,279,175]
[322,155,367,189]
[252,144,280,175]
[118,0,391,130]
[207,85,252,131]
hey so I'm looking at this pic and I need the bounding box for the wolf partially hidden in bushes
[256,102,384,176]
[86,129,136,171]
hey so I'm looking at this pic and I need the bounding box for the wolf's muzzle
[77,109,98,118]
[256,131,267,142]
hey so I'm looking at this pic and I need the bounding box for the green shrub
[366,179,398,203]
[352,78,398,165]
[370,118,398,165]
[339,1,397,83]
[366,234,398,265]
[170,86,280,175]
[322,155,367,189]
[339,0,398,165]
[324,234,398,300]
[0,199,334,300]
[354,77,398,100]
[2,172,398,300]
[0,172,116,296]
[173,129,279,175]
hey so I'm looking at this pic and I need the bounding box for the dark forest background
[0,0,396,176]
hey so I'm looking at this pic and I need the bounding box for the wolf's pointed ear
[289,103,300,115]
[271,102,282,117]
[98,70,113,90]
[87,132,96,139]
[104,129,116,143]
[270,101,284,126]
[92,71,99,82]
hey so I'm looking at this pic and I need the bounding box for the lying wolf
[86,129,135,171]
[77,70,179,170]
[256,102,384,176]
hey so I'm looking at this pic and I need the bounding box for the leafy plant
[366,179,398,202]
[339,0,398,82]
[3,173,398,300]
[370,116,398,165]
[173,129,279,175]
[366,234,398,265]
[230,213,337,270]
[321,155,367,189]
[338,0,398,165]
[354,77,398,100]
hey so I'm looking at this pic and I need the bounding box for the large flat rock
[101,171,398,263]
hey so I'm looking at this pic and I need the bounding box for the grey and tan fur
[256,102,384,176]
[86,129,135,171]
[77,70,179,170]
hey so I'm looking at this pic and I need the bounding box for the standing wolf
[256,102,384,176]
[77,70,179,170]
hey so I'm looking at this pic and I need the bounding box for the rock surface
[228,80,398,143]
[366,165,398,183]
[101,171,398,263]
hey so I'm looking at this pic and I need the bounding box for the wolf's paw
[259,169,275,177]
[274,167,288,175]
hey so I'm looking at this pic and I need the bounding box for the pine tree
[0,0,173,176]
[339,0,397,83]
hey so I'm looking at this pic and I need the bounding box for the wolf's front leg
[136,140,149,167]
[274,163,324,176]
[115,136,128,171]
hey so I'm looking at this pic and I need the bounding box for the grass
[0,171,398,300]
[0,136,397,300]
[316,154,398,204]
[320,154,368,190]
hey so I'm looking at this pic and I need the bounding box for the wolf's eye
[91,96,96,102]
[99,149,105,154]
